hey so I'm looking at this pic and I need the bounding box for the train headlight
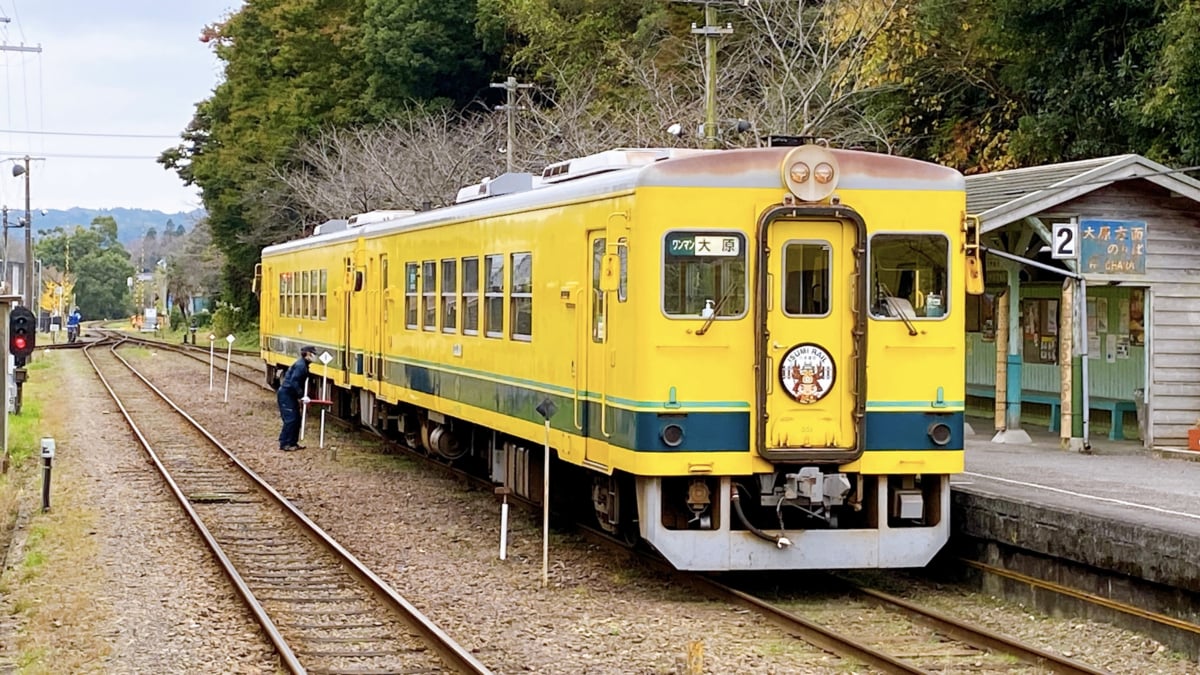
[781,145,839,202]
[661,423,685,448]
[927,422,953,446]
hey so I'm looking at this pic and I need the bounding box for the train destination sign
[1080,219,1147,275]
[666,232,743,257]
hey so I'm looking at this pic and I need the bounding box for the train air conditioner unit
[312,219,348,235]
[540,148,691,184]
[455,172,536,204]
[346,210,417,227]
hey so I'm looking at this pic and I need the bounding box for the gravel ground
[0,344,1196,674]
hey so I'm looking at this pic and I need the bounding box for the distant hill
[21,207,206,246]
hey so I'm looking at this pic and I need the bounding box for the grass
[0,350,113,671]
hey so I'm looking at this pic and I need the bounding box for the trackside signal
[10,306,35,365]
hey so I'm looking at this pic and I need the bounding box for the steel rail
[841,577,1110,675]
[962,558,1200,637]
[83,337,491,674]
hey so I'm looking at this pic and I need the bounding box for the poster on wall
[1021,298,1057,364]
[1046,300,1058,336]
[1129,289,1145,346]
[1117,336,1130,359]
[1118,298,1130,334]
[1097,297,1109,333]
[1105,334,1118,363]
[1087,299,1098,334]
[1088,334,1101,359]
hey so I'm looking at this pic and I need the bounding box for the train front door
[760,217,864,461]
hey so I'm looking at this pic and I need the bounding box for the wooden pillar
[994,290,1008,432]
[1059,279,1074,444]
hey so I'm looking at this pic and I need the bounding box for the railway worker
[277,345,316,451]
[67,307,82,343]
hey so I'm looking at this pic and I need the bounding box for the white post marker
[223,334,235,403]
[533,398,558,588]
[208,333,216,391]
[317,350,333,448]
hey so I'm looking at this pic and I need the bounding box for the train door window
[592,238,605,342]
[422,260,437,331]
[511,252,532,341]
[380,257,388,322]
[404,262,418,329]
[319,269,328,320]
[617,239,628,303]
[662,231,747,318]
[782,242,831,316]
[485,254,504,338]
[463,257,479,335]
[869,234,950,319]
[441,258,458,333]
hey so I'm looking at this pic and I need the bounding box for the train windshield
[662,231,747,318]
[869,234,949,319]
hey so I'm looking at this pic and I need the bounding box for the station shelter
[963,154,1200,450]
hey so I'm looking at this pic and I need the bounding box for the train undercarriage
[303,384,949,571]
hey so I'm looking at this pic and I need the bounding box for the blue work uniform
[277,354,311,449]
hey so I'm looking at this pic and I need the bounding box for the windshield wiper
[877,282,918,336]
[697,282,738,335]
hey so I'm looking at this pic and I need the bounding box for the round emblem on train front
[779,343,836,404]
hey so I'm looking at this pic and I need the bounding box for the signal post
[0,295,26,471]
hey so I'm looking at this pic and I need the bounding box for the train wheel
[592,474,639,545]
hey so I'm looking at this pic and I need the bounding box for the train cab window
[485,254,504,338]
[662,231,747,319]
[782,242,830,316]
[404,263,418,329]
[463,257,480,335]
[511,252,532,341]
[441,259,458,333]
[869,234,949,319]
[422,261,437,331]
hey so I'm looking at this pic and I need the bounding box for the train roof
[262,146,964,256]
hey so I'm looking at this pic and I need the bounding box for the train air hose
[731,487,792,549]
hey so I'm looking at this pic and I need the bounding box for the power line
[0,150,161,160]
[0,128,179,139]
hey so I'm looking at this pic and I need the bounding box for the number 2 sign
[1051,221,1078,260]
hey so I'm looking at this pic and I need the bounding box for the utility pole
[489,76,533,173]
[21,156,31,310]
[691,4,734,149]
[1,206,7,291]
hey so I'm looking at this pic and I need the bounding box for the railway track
[84,336,489,674]
[96,330,268,386]
[699,573,1110,674]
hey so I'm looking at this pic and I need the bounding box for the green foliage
[212,301,247,336]
[35,217,134,320]
[192,309,213,328]
[363,0,501,108]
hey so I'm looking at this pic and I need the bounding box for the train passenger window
[485,254,504,338]
[662,231,747,319]
[511,252,532,341]
[869,234,949,319]
[441,259,458,333]
[404,263,418,329]
[422,261,437,331]
[319,269,327,320]
[303,270,312,319]
[462,257,479,335]
[782,243,830,316]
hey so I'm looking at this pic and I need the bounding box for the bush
[170,306,185,331]
[212,302,244,337]
[191,310,212,328]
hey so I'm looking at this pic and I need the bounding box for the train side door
[341,255,354,385]
[761,219,862,459]
[369,254,387,382]
[583,231,611,469]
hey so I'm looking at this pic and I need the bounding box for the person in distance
[277,345,316,451]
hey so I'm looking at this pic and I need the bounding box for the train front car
[622,145,978,570]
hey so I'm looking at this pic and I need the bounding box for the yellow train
[258,143,982,571]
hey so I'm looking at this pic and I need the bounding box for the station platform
[949,418,1200,654]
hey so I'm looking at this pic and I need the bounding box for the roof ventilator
[455,172,535,204]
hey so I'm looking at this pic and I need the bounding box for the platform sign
[1050,221,1078,260]
[1080,219,1147,275]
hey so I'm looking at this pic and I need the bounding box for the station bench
[966,384,1137,440]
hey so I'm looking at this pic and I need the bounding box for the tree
[34,217,134,320]
[165,220,224,323]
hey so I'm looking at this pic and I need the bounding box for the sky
[0,1,243,214]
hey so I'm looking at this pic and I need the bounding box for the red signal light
[12,336,25,350]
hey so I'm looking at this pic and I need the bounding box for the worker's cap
[300,345,317,356]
